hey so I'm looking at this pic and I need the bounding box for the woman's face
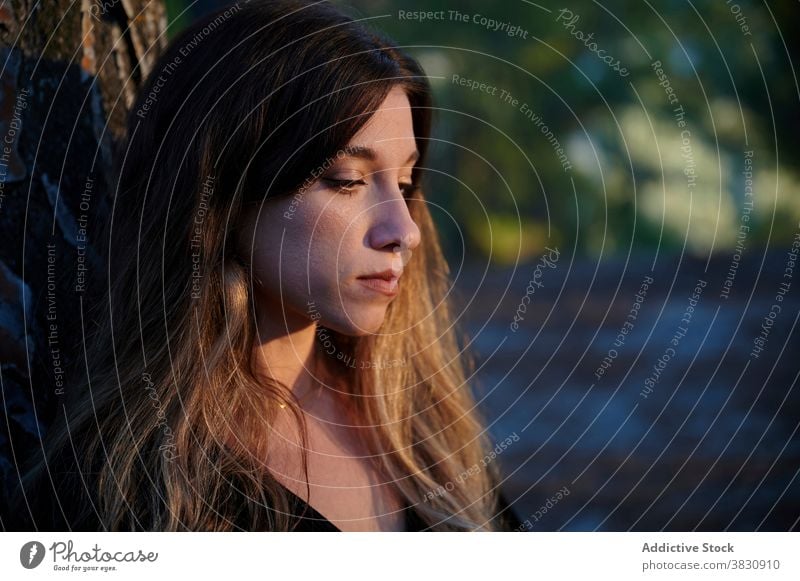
[238,86,422,336]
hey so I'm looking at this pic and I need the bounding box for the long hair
[13,0,503,531]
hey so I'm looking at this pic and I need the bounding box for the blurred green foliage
[167,0,800,264]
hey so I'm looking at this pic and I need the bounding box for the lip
[359,268,402,281]
[357,269,401,297]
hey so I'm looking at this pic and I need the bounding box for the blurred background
[1,0,798,531]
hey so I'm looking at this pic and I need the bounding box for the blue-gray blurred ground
[466,250,799,531]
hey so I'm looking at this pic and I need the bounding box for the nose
[366,193,421,256]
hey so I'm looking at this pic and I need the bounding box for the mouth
[357,269,401,297]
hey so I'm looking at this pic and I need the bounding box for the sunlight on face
[239,86,422,336]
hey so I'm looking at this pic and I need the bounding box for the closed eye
[323,178,419,200]
[322,178,366,196]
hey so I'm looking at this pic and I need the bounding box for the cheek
[300,201,357,291]
[290,200,391,335]
[246,198,359,308]
[243,194,391,335]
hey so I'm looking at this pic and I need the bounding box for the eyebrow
[341,144,420,165]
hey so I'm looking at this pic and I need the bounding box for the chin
[325,306,389,336]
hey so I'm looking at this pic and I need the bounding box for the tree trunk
[0,0,166,523]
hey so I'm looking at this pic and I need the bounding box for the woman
[11,0,520,532]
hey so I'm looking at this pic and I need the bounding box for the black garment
[283,486,523,532]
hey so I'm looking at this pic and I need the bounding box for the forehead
[348,86,415,150]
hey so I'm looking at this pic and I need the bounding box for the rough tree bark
[0,0,167,523]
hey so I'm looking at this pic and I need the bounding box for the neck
[252,299,322,403]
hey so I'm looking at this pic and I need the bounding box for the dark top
[283,485,523,532]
